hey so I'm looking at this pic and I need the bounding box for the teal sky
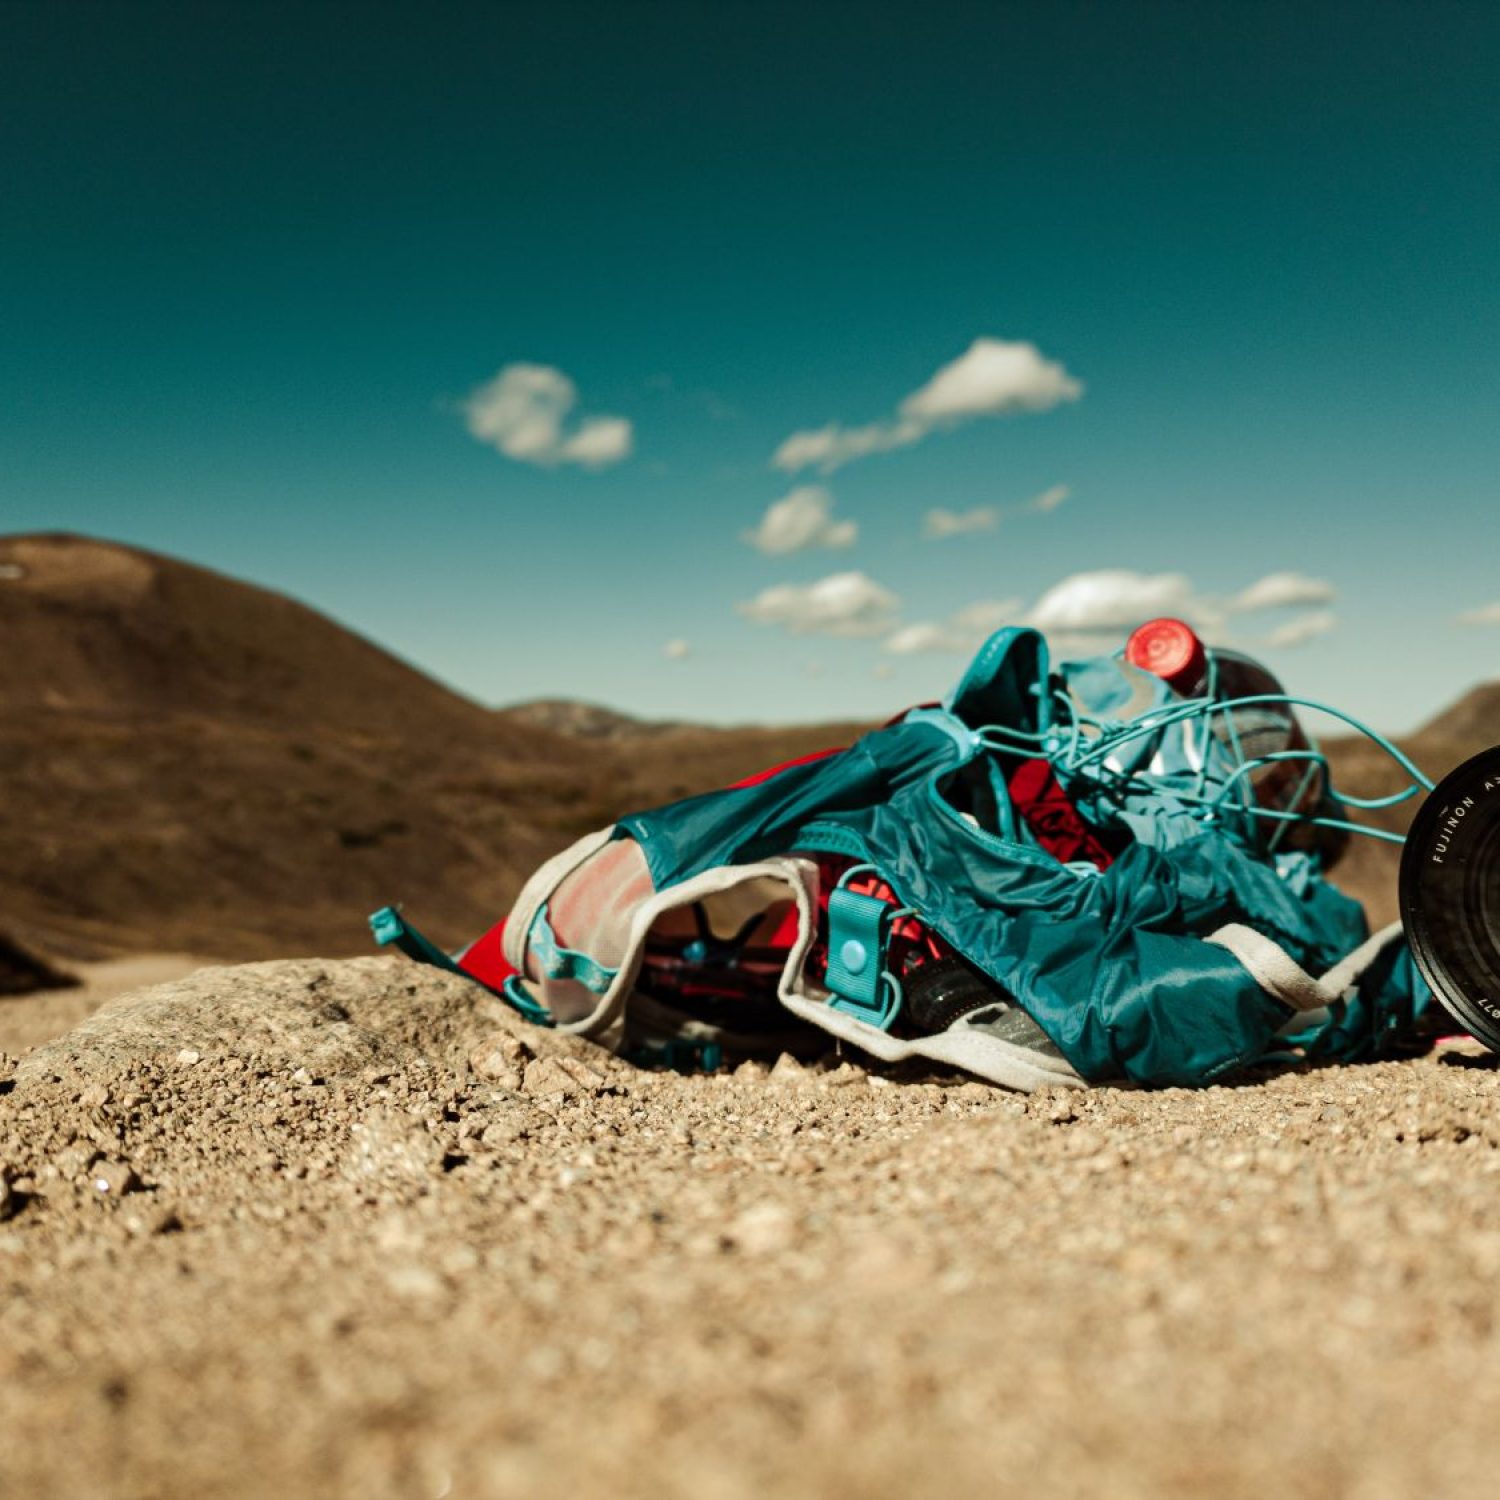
[4,1,1497,732]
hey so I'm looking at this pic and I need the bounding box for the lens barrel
[1399,747,1500,1052]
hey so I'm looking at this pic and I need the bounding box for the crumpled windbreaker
[377,627,1433,1091]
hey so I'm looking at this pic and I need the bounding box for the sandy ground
[3,956,1500,1500]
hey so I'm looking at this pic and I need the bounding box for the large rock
[13,956,508,1086]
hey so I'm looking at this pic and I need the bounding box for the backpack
[373,626,1433,1090]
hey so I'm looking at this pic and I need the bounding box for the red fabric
[1008,757,1115,869]
[729,746,844,790]
[456,919,519,989]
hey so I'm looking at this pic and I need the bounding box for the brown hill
[0,534,624,962]
[1322,697,1500,927]
[0,534,864,966]
[498,699,684,740]
[1415,681,1500,744]
[0,533,499,740]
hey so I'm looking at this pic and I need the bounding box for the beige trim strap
[1205,920,1407,1014]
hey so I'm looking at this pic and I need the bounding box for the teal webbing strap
[528,903,619,996]
[369,905,464,974]
[369,906,555,1027]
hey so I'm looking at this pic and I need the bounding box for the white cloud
[557,416,633,467]
[883,622,970,655]
[1028,570,1215,638]
[663,639,691,661]
[1458,601,1500,626]
[1230,571,1336,614]
[773,337,1082,475]
[923,505,1001,540]
[463,363,633,469]
[899,339,1083,424]
[1013,569,1345,656]
[882,597,1024,655]
[1266,610,1337,648]
[743,485,858,555]
[737,571,900,638]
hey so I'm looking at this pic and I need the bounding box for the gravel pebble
[0,958,1498,1500]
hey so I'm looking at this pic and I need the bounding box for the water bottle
[1125,618,1337,856]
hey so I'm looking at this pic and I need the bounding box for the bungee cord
[973,651,1434,856]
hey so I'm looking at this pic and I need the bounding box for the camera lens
[1399,747,1500,1051]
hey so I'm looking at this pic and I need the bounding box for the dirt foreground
[3,957,1500,1500]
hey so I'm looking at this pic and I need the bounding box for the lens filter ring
[1399,747,1500,1052]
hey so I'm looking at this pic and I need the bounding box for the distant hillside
[0,533,498,742]
[498,699,684,741]
[0,535,614,961]
[1322,691,1500,928]
[1416,682,1500,745]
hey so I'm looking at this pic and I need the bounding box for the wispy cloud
[463,363,633,469]
[773,338,1082,475]
[923,483,1071,541]
[1265,610,1337,648]
[1230,571,1336,614]
[1458,601,1500,626]
[742,485,857,555]
[737,571,900,637]
[1027,483,1071,514]
[663,638,692,661]
[923,506,1001,540]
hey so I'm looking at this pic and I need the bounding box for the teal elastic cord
[977,663,1434,851]
[528,903,620,996]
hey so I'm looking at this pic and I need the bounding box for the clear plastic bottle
[1125,618,1334,855]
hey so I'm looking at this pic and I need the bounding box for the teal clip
[822,872,906,1030]
[370,905,463,973]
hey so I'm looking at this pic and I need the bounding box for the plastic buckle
[823,886,903,1030]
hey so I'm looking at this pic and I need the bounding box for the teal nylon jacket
[618,628,1430,1087]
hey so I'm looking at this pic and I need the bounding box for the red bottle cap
[1125,617,1207,692]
